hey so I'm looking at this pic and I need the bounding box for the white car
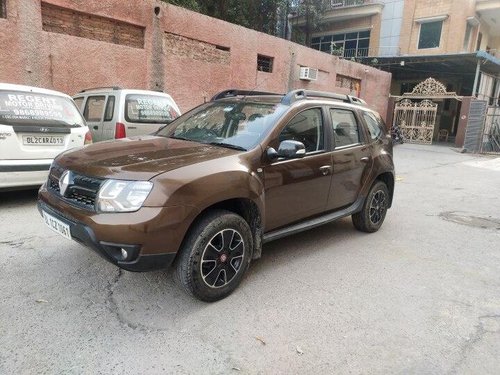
[72,87,181,142]
[0,83,91,190]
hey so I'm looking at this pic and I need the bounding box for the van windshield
[0,91,84,127]
[125,94,180,124]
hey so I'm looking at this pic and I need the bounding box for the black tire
[175,209,253,302]
[352,181,389,233]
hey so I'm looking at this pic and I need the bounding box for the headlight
[96,180,153,212]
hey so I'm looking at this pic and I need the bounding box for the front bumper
[38,201,176,272]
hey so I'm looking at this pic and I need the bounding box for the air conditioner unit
[299,67,318,81]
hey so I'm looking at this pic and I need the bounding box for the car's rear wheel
[352,180,389,233]
[175,209,253,302]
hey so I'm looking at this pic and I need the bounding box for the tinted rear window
[0,90,84,127]
[125,94,180,124]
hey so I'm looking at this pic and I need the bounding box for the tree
[161,0,288,37]
[293,0,330,47]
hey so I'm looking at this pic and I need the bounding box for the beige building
[292,0,500,98]
[292,0,500,150]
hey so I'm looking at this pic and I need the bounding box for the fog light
[121,248,128,260]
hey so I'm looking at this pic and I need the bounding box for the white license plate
[23,135,64,146]
[42,211,72,240]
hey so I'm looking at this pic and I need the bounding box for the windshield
[0,90,84,127]
[157,101,287,150]
[125,94,180,124]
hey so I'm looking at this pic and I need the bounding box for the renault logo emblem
[59,171,71,196]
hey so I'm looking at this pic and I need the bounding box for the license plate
[42,211,72,240]
[23,135,64,146]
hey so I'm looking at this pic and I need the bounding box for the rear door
[326,107,373,210]
[123,93,181,137]
[0,90,87,161]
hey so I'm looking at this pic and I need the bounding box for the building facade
[292,0,500,150]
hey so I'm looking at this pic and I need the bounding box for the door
[0,89,86,161]
[327,108,372,210]
[264,108,333,231]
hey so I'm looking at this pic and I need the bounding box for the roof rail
[211,89,281,101]
[281,90,365,106]
[79,86,122,93]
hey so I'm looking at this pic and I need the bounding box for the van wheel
[175,209,253,302]
[352,181,389,233]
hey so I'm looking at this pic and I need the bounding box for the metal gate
[393,99,438,144]
[480,106,500,154]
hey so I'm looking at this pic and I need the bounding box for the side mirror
[277,140,306,159]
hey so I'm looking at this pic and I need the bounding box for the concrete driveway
[1,144,499,374]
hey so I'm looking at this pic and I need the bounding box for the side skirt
[262,197,364,243]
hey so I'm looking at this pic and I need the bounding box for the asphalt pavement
[1,144,499,374]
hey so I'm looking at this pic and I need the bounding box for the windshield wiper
[207,142,247,151]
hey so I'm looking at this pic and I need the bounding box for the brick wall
[0,0,391,119]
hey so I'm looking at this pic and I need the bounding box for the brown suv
[38,89,395,301]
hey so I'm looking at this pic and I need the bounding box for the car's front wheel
[175,209,253,302]
[352,180,389,233]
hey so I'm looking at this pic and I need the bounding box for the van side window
[363,111,383,140]
[279,108,324,153]
[83,96,106,122]
[104,96,115,122]
[330,109,360,147]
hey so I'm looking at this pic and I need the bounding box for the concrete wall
[0,0,391,119]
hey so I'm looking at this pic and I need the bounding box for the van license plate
[42,211,72,240]
[23,135,64,145]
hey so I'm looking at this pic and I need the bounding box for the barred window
[336,74,361,94]
[257,54,273,73]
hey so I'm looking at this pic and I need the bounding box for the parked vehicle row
[0,84,181,190]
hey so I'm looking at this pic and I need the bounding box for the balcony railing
[330,0,377,8]
[332,46,401,58]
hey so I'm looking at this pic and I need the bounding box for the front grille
[47,165,103,210]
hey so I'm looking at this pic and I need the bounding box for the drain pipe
[472,58,481,97]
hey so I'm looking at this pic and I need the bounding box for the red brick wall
[0,0,391,119]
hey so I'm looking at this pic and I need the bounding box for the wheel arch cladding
[376,172,394,207]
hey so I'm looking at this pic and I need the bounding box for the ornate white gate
[392,77,461,145]
[394,99,437,144]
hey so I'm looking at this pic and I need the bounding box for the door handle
[93,126,98,130]
[360,157,370,163]
[319,165,332,176]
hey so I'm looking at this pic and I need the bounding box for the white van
[72,87,181,142]
[0,83,91,190]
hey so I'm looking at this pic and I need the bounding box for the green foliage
[161,0,289,36]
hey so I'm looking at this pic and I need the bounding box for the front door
[264,108,332,231]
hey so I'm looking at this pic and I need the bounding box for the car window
[104,96,115,122]
[0,90,84,127]
[363,111,382,140]
[83,96,105,122]
[330,108,360,147]
[279,108,324,153]
[125,94,180,124]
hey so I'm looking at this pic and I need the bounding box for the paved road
[1,144,499,374]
